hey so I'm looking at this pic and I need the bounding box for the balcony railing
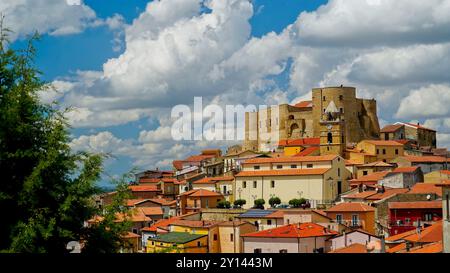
[389,219,438,227]
[332,219,364,228]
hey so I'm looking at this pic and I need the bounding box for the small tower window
[339,95,343,101]
[327,132,333,144]
[323,96,326,101]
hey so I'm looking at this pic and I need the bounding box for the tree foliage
[0,20,130,253]
[233,199,246,207]
[217,200,231,209]
[253,199,265,209]
[268,197,281,208]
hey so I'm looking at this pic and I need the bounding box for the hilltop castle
[243,86,381,152]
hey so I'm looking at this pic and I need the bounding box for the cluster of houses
[90,96,450,253]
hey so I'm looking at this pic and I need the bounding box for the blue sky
[5,0,450,188]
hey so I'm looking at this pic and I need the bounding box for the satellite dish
[426,194,431,200]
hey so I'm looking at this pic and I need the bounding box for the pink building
[327,229,380,252]
[241,223,337,253]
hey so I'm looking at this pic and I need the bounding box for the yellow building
[356,161,395,179]
[424,170,450,184]
[354,140,404,163]
[169,220,221,253]
[234,155,351,208]
[147,232,208,253]
[217,221,257,253]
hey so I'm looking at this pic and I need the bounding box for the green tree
[0,21,130,253]
[217,200,231,209]
[268,197,281,208]
[233,199,246,208]
[288,198,308,208]
[253,199,265,209]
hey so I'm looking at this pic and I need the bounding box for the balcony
[332,219,364,228]
[389,219,438,228]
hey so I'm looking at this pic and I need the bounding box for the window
[243,181,247,188]
[323,96,326,101]
[230,234,234,242]
[383,149,386,155]
[363,171,368,176]
[405,218,411,225]
[271,181,275,188]
[340,108,344,114]
[336,214,343,224]
[424,213,433,221]
[351,215,359,226]
[395,149,399,155]
[151,242,154,246]
[197,241,201,247]
[376,149,380,155]
[306,164,313,168]
[279,249,288,253]
[132,228,138,234]
[276,165,282,169]
[213,234,218,241]
[339,95,344,101]
[291,165,297,169]
[205,199,209,208]
[327,132,333,144]
[254,248,262,253]
[253,181,257,188]
[266,220,273,226]
[338,168,341,177]
[254,165,260,170]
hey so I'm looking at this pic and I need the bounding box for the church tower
[319,100,346,156]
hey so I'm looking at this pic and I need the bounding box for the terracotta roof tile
[242,223,337,238]
[180,188,223,197]
[235,168,330,177]
[388,201,442,209]
[403,221,442,243]
[363,140,404,146]
[408,183,442,197]
[349,171,390,184]
[360,161,394,167]
[409,241,443,253]
[294,146,320,157]
[139,207,164,216]
[402,155,447,163]
[330,243,368,253]
[397,122,436,132]
[278,138,320,147]
[129,185,160,192]
[387,243,407,253]
[243,155,338,164]
[293,101,313,108]
[326,202,375,212]
[169,220,221,228]
[365,188,410,200]
[386,229,419,242]
[380,124,404,133]
[392,166,420,173]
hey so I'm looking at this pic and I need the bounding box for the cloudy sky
[3,0,450,186]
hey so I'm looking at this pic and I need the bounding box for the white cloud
[397,84,450,119]
[0,0,98,40]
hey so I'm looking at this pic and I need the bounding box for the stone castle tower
[319,100,346,155]
[243,86,380,153]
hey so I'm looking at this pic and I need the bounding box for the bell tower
[319,100,346,156]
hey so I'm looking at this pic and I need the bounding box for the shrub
[253,199,265,209]
[268,197,281,208]
[289,198,308,208]
[233,199,246,207]
[217,201,231,209]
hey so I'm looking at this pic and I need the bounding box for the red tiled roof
[363,140,404,146]
[242,223,337,238]
[409,241,443,253]
[264,210,285,219]
[123,232,141,239]
[192,176,234,184]
[235,168,330,177]
[365,188,410,201]
[139,207,164,216]
[387,243,407,253]
[149,198,174,206]
[293,101,313,108]
[169,220,220,228]
[139,178,160,183]
[401,155,447,163]
[278,138,320,147]
[380,124,404,133]
[330,243,368,253]
[391,166,419,173]
[326,202,375,212]
[126,199,149,206]
[180,189,223,197]
[243,155,338,164]
[388,201,442,210]
[360,161,394,167]
[408,183,442,197]
[436,180,450,187]
[344,191,378,199]
[294,146,320,157]
[398,122,436,132]
[185,155,215,162]
[345,160,364,166]
[441,170,450,175]
[173,160,184,170]
[386,229,418,242]
[349,171,390,184]
[394,139,412,145]
[403,221,442,243]
[142,217,182,232]
[129,185,160,192]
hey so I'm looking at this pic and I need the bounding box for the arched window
[288,115,294,120]
[327,132,333,144]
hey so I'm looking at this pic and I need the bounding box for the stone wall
[200,208,247,221]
